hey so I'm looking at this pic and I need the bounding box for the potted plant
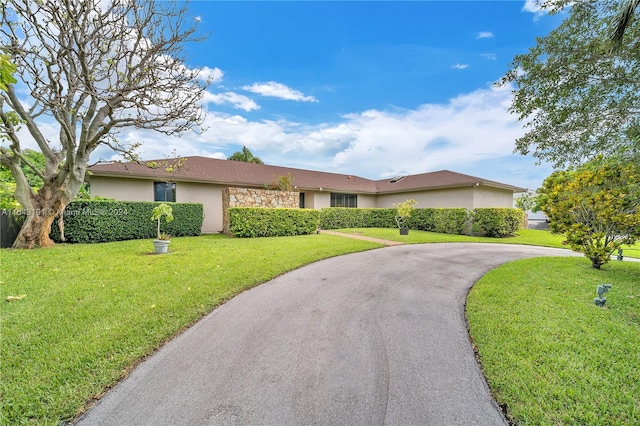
[394,199,417,235]
[151,203,174,254]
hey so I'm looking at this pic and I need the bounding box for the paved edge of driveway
[319,229,405,246]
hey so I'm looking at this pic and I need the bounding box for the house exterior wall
[301,191,315,208]
[313,192,332,209]
[90,177,222,234]
[376,187,475,210]
[222,187,299,234]
[176,182,224,234]
[356,194,377,208]
[303,192,376,208]
[471,186,515,208]
[375,186,516,210]
[90,176,518,235]
[90,176,153,201]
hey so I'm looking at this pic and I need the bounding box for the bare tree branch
[0,0,209,248]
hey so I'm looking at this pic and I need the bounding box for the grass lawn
[467,258,640,425]
[2,229,638,424]
[332,227,640,258]
[0,234,382,424]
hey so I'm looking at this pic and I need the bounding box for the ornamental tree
[538,158,640,269]
[393,199,417,229]
[151,203,174,240]
[0,0,208,248]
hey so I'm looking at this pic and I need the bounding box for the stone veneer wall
[222,187,299,234]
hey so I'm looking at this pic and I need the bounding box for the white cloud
[86,81,551,188]
[451,64,469,70]
[522,0,570,19]
[323,84,525,178]
[201,91,260,111]
[522,0,544,15]
[198,66,224,83]
[242,81,318,102]
[480,53,497,60]
[477,31,494,39]
[40,81,548,190]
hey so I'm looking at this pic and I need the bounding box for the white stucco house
[88,156,525,234]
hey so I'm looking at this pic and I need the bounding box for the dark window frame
[154,182,176,202]
[330,193,357,208]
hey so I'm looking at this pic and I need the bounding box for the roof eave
[376,182,526,194]
[90,171,379,193]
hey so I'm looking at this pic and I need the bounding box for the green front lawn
[332,227,640,258]
[0,234,382,424]
[467,258,640,425]
[333,227,566,247]
[2,229,638,424]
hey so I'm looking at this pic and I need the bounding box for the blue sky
[56,1,569,190]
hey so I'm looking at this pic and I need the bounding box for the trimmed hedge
[229,207,320,238]
[471,208,524,237]
[319,208,394,229]
[50,200,203,243]
[320,207,469,235]
[408,208,469,234]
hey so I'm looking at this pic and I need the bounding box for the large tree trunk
[13,213,57,248]
[12,186,67,249]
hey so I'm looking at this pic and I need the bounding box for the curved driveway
[77,243,579,426]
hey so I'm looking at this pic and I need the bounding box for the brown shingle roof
[374,170,524,193]
[88,156,524,194]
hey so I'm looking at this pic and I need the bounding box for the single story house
[88,156,525,234]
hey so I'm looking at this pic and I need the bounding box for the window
[299,192,305,208]
[330,193,357,208]
[154,182,176,202]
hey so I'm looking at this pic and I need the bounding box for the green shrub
[319,207,468,235]
[229,208,320,237]
[409,208,469,234]
[319,208,386,229]
[366,209,397,228]
[50,200,203,243]
[472,208,523,238]
[251,206,518,238]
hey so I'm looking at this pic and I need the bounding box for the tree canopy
[538,158,640,269]
[228,146,264,164]
[0,0,208,248]
[500,0,640,167]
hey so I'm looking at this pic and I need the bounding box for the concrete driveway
[76,243,579,426]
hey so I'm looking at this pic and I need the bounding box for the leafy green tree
[500,0,640,167]
[0,0,208,248]
[228,146,264,164]
[0,54,17,90]
[266,173,295,191]
[538,158,640,269]
[0,149,45,209]
[515,192,540,213]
